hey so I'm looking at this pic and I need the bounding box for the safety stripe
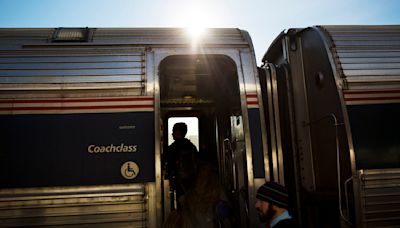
[246,93,259,108]
[0,96,154,114]
[344,90,400,105]
[0,97,153,104]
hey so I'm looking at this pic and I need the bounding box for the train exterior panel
[0,28,264,227]
[262,25,400,227]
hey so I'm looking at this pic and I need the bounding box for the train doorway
[159,54,249,226]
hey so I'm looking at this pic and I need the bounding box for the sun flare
[179,4,215,44]
[186,26,206,40]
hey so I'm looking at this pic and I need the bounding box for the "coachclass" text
[88,144,137,153]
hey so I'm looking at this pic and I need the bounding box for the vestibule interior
[159,54,247,224]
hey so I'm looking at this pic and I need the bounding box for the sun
[186,26,206,40]
[178,4,215,43]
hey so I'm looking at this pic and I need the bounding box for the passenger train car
[0,26,399,227]
[260,25,400,228]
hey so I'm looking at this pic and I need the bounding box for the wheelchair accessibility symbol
[121,161,139,179]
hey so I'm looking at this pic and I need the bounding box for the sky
[1,0,400,62]
[168,117,199,149]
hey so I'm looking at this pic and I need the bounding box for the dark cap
[256,182,289,209]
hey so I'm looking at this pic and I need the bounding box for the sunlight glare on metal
[185,24,207,51]
[180,4,210,48]
[186,26,206,40]
[185,23,207,50]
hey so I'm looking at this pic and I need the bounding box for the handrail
[224,138,237,191]
[331,113,352,225]
[306,113,352,225]
[344,176,354,220]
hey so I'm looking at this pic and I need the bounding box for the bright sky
[1,0,399,62]
[168,117,199,149]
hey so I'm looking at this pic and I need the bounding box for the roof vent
[52,28,92,42]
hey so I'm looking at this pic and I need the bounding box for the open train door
[158,54,256,227]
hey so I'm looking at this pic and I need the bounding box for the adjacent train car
[0,28,264,227]
[261,25,400,227]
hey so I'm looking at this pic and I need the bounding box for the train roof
[0,27,254,49]
[263,25,400,91]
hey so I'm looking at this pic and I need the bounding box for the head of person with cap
[255,182,297,228]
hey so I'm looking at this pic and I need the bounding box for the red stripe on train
[0,105,154,111]
[246,94,258,98]
[345,96,400,101]
[344,90,400,95]
[0,97,154,104]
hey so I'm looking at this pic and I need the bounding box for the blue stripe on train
[248,109,265,178]
[0,112,155,188]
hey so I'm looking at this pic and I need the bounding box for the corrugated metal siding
[0,28,248,100]
[92,28,247,46]
[0,47,145,99]
[0,184,148,227]
[0,29,52,50]
[0,29,148,101]
[0,28,248,47]
[357,169,400,227]
[321,26,400,92]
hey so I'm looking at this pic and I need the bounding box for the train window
[348,103,400,169]
[168,117,199,151]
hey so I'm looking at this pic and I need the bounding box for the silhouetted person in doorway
[164,122,198,209]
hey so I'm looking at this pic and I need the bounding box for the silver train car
[261,25,400,227]
[0,26,399,227]
[0,27,262,227]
